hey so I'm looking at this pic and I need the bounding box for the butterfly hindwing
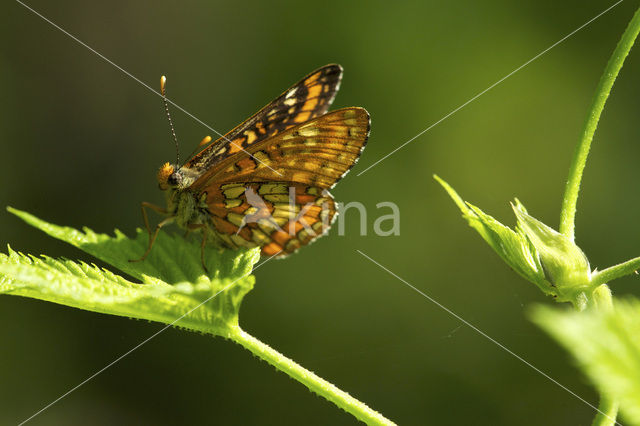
[185,64,343,174]
[205,182,337,256]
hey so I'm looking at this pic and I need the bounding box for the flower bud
[512,203,591,299]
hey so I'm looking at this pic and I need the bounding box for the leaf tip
[434,176,470,213]
[6,206,36,225]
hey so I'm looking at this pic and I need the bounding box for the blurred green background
[3,1,640,424]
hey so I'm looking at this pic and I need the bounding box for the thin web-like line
[14,0,283,177]
[356,0,623,176]
[356,250,620,425]
[18,252,281,425]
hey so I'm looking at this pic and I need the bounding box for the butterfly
[132,64,370,268]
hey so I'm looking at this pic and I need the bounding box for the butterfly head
[157,162,183,190]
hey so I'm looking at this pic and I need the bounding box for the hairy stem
[229,326,396,425]
[590,284,618,426]
[591,256,640,288]
[560,9,640,424]
[590,285,618,425]
[559,6,640,241]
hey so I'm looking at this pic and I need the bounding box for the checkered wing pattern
[185,64,343,174]
[196,107,369,256]
[192,107,369,190]
[206,182,337,256]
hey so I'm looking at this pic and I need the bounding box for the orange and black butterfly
[133,64,369,267]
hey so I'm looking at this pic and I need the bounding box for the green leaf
[532,299,640,425]
[1,207,260,337]
[434,176,553,297]
[1,208,397,424]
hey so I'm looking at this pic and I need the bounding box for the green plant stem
[559,9,640,424]
[591,395,619,426]
[591,256,640,287]
[591,284,614,311]
[228,326,396,426]
[590,284,618,426]
[559,6,640,241]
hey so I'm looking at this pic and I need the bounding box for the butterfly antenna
[160,76,180,165]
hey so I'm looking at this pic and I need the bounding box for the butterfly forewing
[190,107,370,192]
[185,64,343,174]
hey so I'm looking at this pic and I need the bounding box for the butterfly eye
[167,172,183,187]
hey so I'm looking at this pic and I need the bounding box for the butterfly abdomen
[168,189,209,230]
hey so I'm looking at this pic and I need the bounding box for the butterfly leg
[186,223,208,273]
[139,202,168,234]
[200,230,208,274]
[129,202,172,263]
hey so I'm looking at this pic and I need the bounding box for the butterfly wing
[190,107,370,191]
[206,182,337,256]
[193,107,369,256]
[184,64,343,174]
